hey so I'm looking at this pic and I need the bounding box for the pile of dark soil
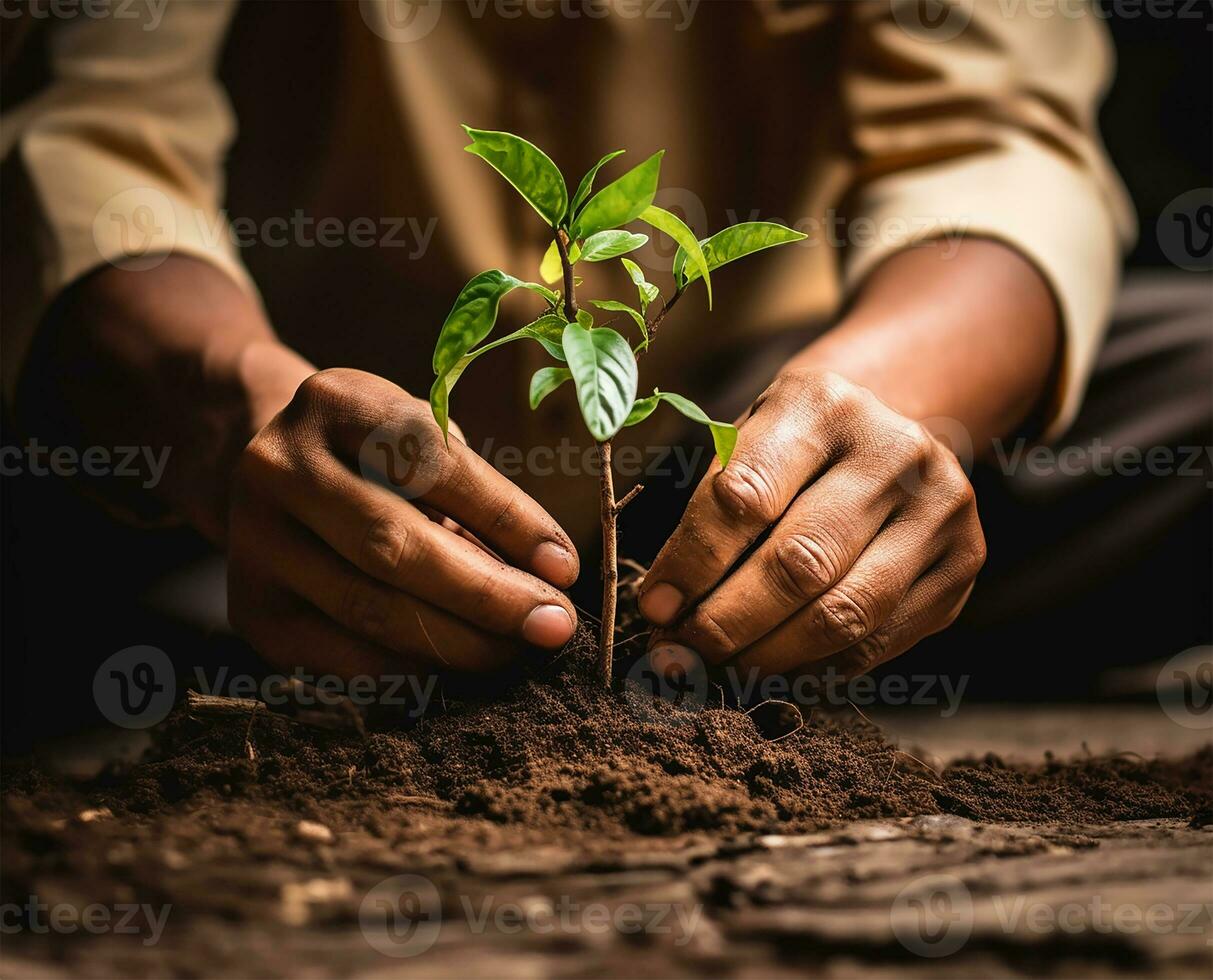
[5,629,1209,839]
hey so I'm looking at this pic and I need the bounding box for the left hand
[639,368,985,679]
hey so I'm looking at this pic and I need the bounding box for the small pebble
[295,820,334,844]
[77,807,113,823]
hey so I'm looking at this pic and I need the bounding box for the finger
[228,572,415,683]
[240,509,529,671]
[239,445,577,649]
[725,514,948,679]
[665,464,898,663]
[799,573,977,684]
[301,370,579,588]
[638,372,848,626]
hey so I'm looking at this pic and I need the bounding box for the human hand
[639,369,984,679]
[228,368,579,679]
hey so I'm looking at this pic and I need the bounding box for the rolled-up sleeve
[840,0,1136,440]
[0,0,253,399]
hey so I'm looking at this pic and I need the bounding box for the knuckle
[295,368,354,410]
[850,630,890,673]
[359,513,418,580]
[488,486,524,536]
[712,458,784,526]
[234,429,294,492]
[686,606,742,658]
[813,587,877,647]
[341,577,387,642]
[769,532,838,603]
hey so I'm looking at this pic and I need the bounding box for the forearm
[787,239,1060,449]
[16,256,314,544]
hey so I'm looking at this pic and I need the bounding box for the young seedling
[430,126,806,685]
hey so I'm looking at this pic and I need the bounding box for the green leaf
[463,126,567,228]
[520,313,567,361]
[580,230,648,262]
[518,280,561,308]
[620,257,660,314]
[539,238,581,285]
[568,149,625,222]
[430,317,567,440]
[529,367,573,409]
[539,240,563,284]
[561,324,639,442]
[674,221,807,286]
[431,270,522,380]
[589,300,647,348]
[622,389,737,467]
[640,205,712,309]
[572,150,664,240]
[576,308,594,330]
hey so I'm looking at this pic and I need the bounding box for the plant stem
[555,226,618,685]
[597,439,617,686]
[643,285,684,351]
[555,229,578,322]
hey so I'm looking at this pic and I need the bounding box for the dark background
[2,7,1210,745]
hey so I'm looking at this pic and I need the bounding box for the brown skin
[21,256,579,681]
[641,238,1059,679]
[22,239,1055,681]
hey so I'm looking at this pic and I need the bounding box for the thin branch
[613,482,644,514]
[642,285,684,351]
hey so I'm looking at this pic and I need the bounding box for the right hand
[228,368,580,680]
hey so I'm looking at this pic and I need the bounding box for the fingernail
[649,642,700,680]
[532,541,577,587]
[640,583,684,625]
[523,604,574,648]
